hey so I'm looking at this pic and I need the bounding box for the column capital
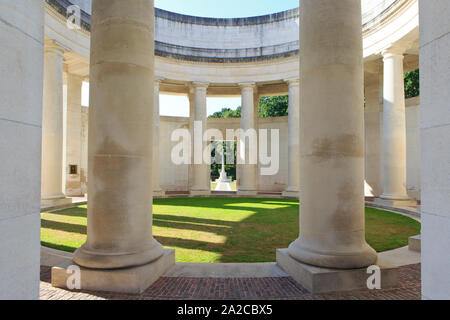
[67,73,84,82]
[239,82,256,89]
[192,81,209,89]
[154,76,165,83]
[285,78,300,86]
[154,77,164,89]
[381,41,414,59]
[44,39,66,56]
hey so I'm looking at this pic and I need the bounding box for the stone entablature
[44,0,419,93]
[46,0,417,64]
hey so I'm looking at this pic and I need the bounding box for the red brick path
[40,264,421,300]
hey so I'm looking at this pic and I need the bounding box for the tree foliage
[209,107,241,119]
[404,69,420,99]
[258,96,289,117]
[208,96,289,119]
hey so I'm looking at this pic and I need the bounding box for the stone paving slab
[165,262,288,278]
[40,264,421,300]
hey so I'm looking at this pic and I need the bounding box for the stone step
[409,235,421,253]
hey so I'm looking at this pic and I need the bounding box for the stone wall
[419,0,450,300]
[0,1,44,299]
[76,109,421,196]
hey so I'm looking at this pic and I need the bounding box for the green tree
[404,69,420,98]
[209,107,241,119]
[258,96,289,117]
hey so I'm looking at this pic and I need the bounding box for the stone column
[188,88,195,191]
[190,82,211,196]
[65,73,83,197]
[41,40,72,207]
[286,0,377,269]
[364,63,383,197]
[80,106,89,195]
[377,48,414,205]
[283,79,300,198]
[237,83,258,196]
[153,78,165,197]
[72,0,167,271]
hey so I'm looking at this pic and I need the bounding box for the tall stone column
[80,106,89,195]
[153,78,165,197]
[283,79,300,198]
[188,88,195,191]
[377,48,415,205]
[190,82,211,196]
[237,83,258,196]
[69,0,173,282]
[284,0,377,270]
[65,73,83,197]
[41,40,72,207]
[364,63,383,197]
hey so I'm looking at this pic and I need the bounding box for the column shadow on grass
[152,197,300,262]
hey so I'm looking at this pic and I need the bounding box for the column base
[153,189,165,198]
[52,249,175,294]
[237,190,258,196]
[190,189,211,197]
[41,196,72,208]
[282,189,299,198]
[408,235,421,253]
[276,248,398,294]
[287,238,378,269]
[73,240,164,269]
[374,197,417,207]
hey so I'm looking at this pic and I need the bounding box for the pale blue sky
[155,0,299,117]
[82,1,299,116]
[154,0,299,18]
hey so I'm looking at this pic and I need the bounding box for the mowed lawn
[41,198,421,263]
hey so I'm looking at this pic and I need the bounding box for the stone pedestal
[408,235,421,253]
[277,249,398,294]
[237,189,258,197]
[282,189,300,199]
[374,197,417,207]
[52,249,175,294]
[153,190,166,198]
[41,197,72,209]
[190,190,212,197]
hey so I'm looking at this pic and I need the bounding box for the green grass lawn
[41,198,420,263]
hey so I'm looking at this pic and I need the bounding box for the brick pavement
[40,264,421,300]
